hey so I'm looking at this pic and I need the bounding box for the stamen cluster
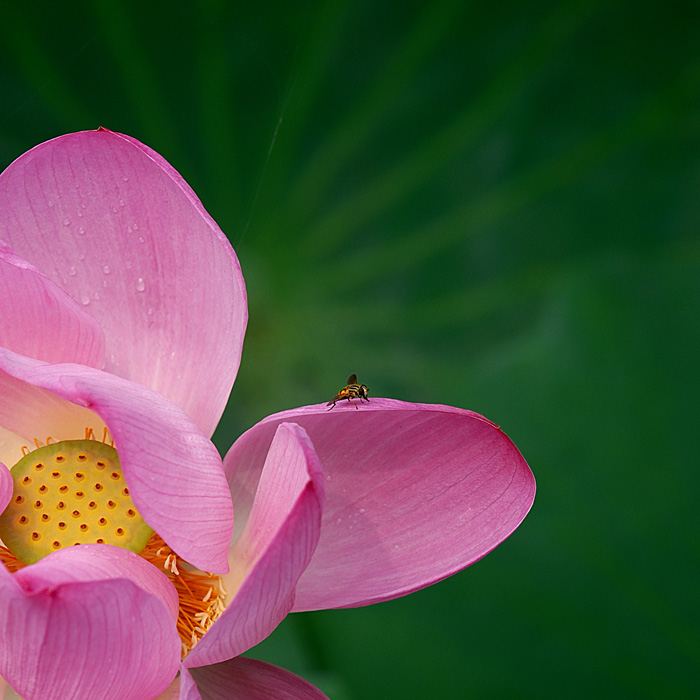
[140,533,226,656]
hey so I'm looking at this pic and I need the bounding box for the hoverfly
[327,374,369,410]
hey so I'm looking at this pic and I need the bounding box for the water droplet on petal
[62,218,70,226]
[79,293,90,306]
[68,266,77,277]
[135,278,146,292]
[103,265,111,275]
[77,226,86,236]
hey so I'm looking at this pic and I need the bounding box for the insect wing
[327,374,367,409]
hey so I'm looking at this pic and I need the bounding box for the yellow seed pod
[0,440,153,565]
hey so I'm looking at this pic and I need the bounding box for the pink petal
[0,544,180,700]
[0,129,247,436]
[0,463,12,514]
[154,680,188,700]
[225,399,535,610]
[185,423,324,668]
[189,657,331,700]
[174,668,200,700]
[0,348,233,573]
[14,543,180,621]
[0,241,105,367]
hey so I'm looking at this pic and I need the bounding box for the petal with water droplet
[0,129,247,436]
[0,241,104,367]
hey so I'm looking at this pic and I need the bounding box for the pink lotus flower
[0,129,535,700]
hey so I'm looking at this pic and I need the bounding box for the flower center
[0,439,152,564]
[0,438,226,657]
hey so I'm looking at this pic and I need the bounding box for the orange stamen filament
[139,533,226,656]
[0,546,22,573]
[21,427,115,458]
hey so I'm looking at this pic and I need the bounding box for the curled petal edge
[225,399,535,610]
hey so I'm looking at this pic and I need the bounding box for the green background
[2,1,698,697]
